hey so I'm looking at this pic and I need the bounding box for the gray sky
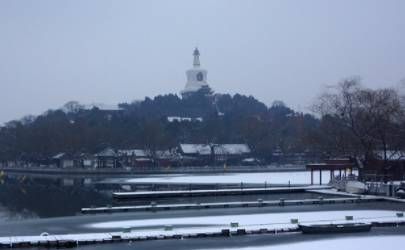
[1,0,404,124]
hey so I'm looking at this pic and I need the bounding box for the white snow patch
[202,236,405,250]
[167,117,203,122]
[86,210,403,230]
[2,211,405,246]
[121,171,357,185]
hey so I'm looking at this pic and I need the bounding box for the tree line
[0,80,404,166]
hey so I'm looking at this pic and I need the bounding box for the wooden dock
[113,185,331,199]
[1,220,405,249]
[82,196,384,214]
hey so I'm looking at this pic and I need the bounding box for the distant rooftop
[167,116,203,123]
[180,144,251,155]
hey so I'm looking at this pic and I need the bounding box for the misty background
[0,0,404,124]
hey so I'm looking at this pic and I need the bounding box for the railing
[366,182,401,197]
[329,175,358,190]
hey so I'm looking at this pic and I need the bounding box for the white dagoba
[181,48,210,98]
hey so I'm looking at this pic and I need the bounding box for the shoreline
[0,165,306,177]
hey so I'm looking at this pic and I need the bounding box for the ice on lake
[203,236,405,250]
[118,170,357,185]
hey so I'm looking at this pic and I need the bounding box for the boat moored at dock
[299,222,372,234]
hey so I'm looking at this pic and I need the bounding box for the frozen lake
[0,170,358,220]
[205,236,405,250]
[86,209,404,231]
[0,173,344,220]
[2,208,405,250]
[115,170,358,185]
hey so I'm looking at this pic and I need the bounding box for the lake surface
[107,170,348,185]
[0,171,404,250]
[0,174,110,220]
[0,171,350,220]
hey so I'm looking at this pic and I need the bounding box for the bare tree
[62,101,84,114]
[313,78,404,166]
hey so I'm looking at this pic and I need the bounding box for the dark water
[0,173,345,220]
[0,174,111,220]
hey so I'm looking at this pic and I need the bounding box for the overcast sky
[0,0,404,124]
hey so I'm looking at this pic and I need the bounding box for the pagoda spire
[181,47,211,98]
[193,47,200,67]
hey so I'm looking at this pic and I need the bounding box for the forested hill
[0,90,320,161]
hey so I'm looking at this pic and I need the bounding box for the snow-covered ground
[118,171,358,185]
[114,185,328,197]
[86,209,402,230]
[1,210,403,246]
[203,236,405,250]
